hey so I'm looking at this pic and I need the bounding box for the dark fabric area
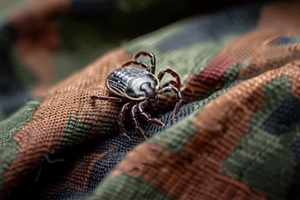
[264,93,300,135]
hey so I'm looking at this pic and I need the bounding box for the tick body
[91,51,183,140]
[107,67,159,101]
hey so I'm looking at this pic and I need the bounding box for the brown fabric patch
[2,48,131,195]
[291,61,300,98]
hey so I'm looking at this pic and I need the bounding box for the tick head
[125,74,159,101]
[140,82,159,106]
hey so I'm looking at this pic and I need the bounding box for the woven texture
[1,0,300,200]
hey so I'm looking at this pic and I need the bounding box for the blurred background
[0,0,274,120]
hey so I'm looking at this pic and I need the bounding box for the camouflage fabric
[1,0,300,199]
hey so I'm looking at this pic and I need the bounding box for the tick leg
[158,86,183,117]
[134,51,156,74]
[122,60,151,72]
[131,104,147,140]
[161,80,178,88]
[118,102,131,140]
[157,68,182,89]
[91,95,122,104]
[138,100,165,127]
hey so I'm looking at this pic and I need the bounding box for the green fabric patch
[85,174,171,200]
[0,100,40,185]
[61,110,92,148]
[0,100,40,144]
[222,76,296,199]
[224,64,241,84]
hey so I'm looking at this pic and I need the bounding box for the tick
[91,51,183,140]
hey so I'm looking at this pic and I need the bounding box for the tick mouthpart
[140,83,158,106]
[140,82,154,97]
[149,95,159,106]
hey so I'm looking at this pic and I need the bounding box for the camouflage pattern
[1,0,300,200]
